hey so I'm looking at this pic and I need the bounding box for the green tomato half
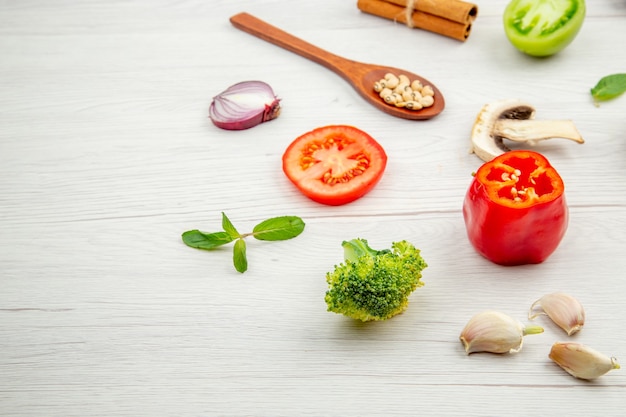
[503,0,586,57]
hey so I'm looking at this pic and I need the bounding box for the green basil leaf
[233,239,248,273]
[182,230,233,250]
[221,212,240,239]
[591,73,626,102]
[252,216,305,241]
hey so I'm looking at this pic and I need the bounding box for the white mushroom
[470,99,585,162]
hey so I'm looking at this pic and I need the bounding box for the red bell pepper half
[463,150,568,266]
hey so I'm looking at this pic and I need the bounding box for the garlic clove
[549,342,620,380]
[459,310,544,354]
[529,292,585,335]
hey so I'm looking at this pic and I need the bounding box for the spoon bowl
[230,13,445,120]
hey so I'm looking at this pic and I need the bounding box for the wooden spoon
[230,12,445,120]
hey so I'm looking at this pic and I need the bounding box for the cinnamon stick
[385,0,478,24]
[357,0,478,42]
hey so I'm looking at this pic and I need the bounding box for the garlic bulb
[549,342,620,380]
[529,293,585,335]
[460,310,544,354]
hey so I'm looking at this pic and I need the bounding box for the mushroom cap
[470,99,536,162]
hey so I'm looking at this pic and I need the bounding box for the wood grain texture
[1,1,625,416]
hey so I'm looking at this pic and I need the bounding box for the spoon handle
[229,13,364,80]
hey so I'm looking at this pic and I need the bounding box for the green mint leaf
[591,73,626,102]
[182,230,234,250]
[252,216,305,241]
[233,239,248,273]
[221,212,240,239]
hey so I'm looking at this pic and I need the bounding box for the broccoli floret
[325,238,427,322]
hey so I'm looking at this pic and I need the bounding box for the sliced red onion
[209,81,281,130]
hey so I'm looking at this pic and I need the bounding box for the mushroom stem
[494,119,584,145]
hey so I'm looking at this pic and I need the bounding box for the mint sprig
[182,212,305,273]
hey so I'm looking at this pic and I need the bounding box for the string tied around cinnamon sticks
[404,0,417,28]
[357,0,479,42]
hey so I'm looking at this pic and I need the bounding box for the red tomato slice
[282,125,387,206]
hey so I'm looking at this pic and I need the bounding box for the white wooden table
[1,1,625,416]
